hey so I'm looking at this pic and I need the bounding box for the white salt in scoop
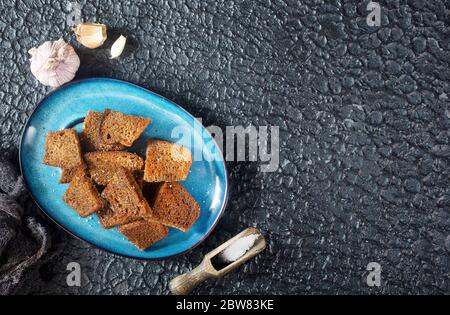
[218,234,259,262]
[169,227,266,295]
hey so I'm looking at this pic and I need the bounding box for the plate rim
[19,77,230,260]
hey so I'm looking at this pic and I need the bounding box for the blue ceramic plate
[20,78,228,259]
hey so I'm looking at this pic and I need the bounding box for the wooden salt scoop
[169,227,266,295]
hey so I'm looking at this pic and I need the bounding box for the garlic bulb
[73,23,107,49]
[28,39,80,87]
[110,35,127,59]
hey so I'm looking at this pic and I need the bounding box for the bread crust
[143,140,192,182]
[43,129,84,169]
[80,111,125,152]
[63,168,104,217]
[119,220,168,250]
[99,109,151,147]
[99,168,155,229]
[150,182,200,232]
[84,151,144,186]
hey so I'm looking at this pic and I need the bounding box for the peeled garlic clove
[110,35,127,59]
[73,23,107,49]
[29,39,80,87]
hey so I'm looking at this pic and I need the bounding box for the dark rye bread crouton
[80,111,125,152]
[99,168,155,229]
[143,140,192,182]
[43,129,84,169]
[63,168,104,217]
[98,207,137,229]
[119,219,168,250]
[150,182,200,232]
[84,151,144,186]
[59,165,85,184]
[100,109,151,147]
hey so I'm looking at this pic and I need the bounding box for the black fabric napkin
[0,153,51,294]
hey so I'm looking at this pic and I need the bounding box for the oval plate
[20,78,228,259]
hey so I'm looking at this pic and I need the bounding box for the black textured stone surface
[0,0,449,294]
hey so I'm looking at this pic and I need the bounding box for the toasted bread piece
[100,109,151,147]
[151,182,200,232]
[119,219,168,250]
[59,165,84,184]
[98,207,141,229]
[63,168,104,217]
[80,111,125,152]
[143,140,192,182]
[99,168,155,229]
[84,151,144,185]
[43,129,83,169]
